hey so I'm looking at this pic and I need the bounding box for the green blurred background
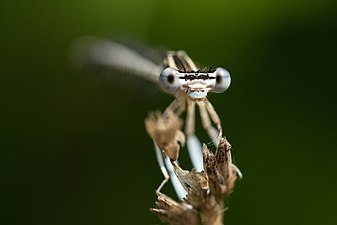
[1,0,337,224]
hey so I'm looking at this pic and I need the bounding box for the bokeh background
[1,0,337,224]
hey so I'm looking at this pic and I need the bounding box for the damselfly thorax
[70,37,235,199]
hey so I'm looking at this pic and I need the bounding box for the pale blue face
[188,91,208,99]
[159,67,231,99]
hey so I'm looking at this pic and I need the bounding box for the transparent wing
[69,36,166,84]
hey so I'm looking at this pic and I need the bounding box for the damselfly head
[159,67,231,99]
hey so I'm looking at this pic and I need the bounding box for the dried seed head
[145,111,185,161]
[150,135,241,225]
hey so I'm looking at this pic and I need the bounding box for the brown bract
[145,111,185,161]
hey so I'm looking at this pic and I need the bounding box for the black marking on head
[179,73,216,81]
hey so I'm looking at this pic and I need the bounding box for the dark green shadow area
[1,1,336,224]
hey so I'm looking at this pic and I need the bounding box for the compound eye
[159,67,180,93]
[212,67,231,93]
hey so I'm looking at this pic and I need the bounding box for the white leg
[232,164,243,179]
[154,143,187,200]
[186,135,203,172]
[184,100,204,172]
[154,142,170,193]
[164,157,188,200]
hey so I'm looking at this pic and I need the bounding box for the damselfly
[71,36,235,199]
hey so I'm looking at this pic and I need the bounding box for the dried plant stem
[154,140,237,225]
[146,111,240,225]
